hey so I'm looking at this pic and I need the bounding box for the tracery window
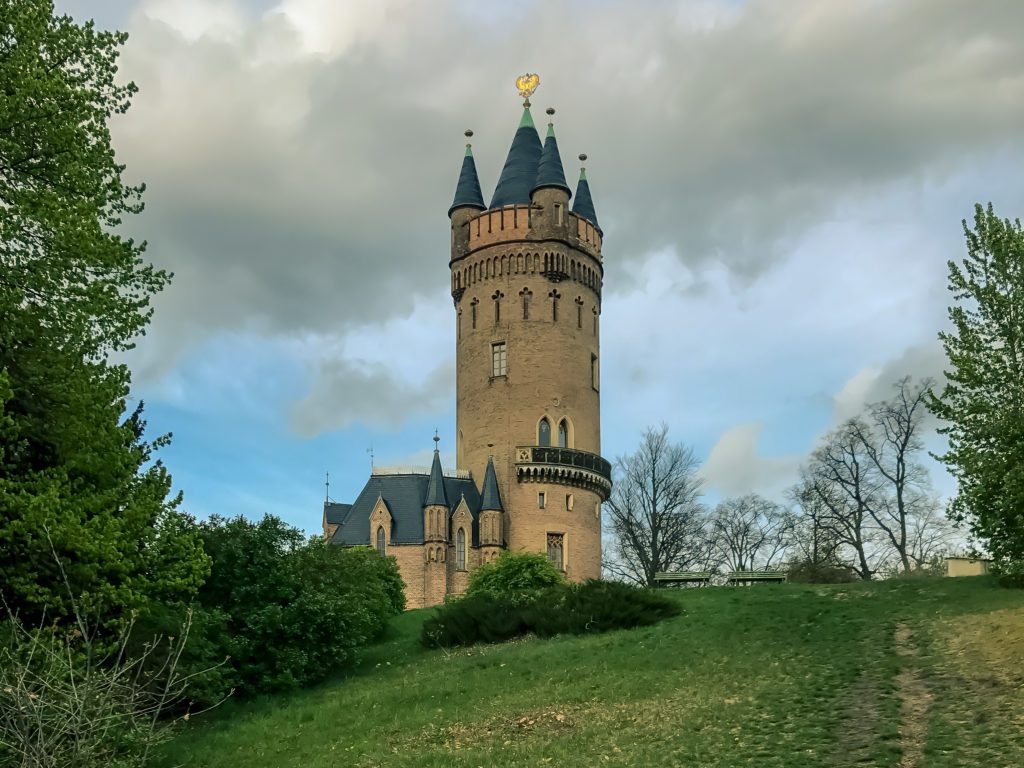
[538,417,551,446]
[557,419,568,448]
[547,533,564,571]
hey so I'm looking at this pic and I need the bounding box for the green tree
[0,1,208,627]
[930,203,1024,572]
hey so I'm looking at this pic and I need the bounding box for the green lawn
[157,577,1024,768]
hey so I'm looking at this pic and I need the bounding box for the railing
[515,446,612,483]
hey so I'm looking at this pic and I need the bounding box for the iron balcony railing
[515,446,612,483]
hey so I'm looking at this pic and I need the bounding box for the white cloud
[701,423,803,501]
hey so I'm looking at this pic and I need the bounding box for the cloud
[701,423,803,501]
[832,342,948,423]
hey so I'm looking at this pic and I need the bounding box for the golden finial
[516,73,540,107]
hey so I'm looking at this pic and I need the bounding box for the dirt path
[894,623,933,768]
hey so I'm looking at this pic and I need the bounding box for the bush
[188,516,405,702]
[422,579,680,649]
[465,551,565,605]
[787,560,859,584]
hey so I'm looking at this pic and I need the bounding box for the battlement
[461,206,602,258]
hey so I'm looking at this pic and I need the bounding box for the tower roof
[480,456,503,512]
[489,107,543,209]
[572,166,600,231]
[531,122,571,198]
[425,447,448,507]
[448,144,486,218]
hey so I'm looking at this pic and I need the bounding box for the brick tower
[446,79,610,581]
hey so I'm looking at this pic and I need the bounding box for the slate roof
[328,473,482,547]
[531,123,571,198]
[448,144,486,218]
[324,502,351,526]
[489,107,543,208]
[480,456,503,512]
[424,449,448,507]
[572,167,600,231]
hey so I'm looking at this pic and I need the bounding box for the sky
[54,0,1024,533]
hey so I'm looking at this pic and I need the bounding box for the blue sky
[55,0,1024,533]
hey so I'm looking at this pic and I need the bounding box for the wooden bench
[653,571,714,587]
[727,571,787,585]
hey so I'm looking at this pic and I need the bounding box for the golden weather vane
[515,73,540,106]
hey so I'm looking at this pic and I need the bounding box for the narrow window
[520,287,532,319]
[538,417,551,446]
[491,341,507,377]
[591,353,599,391]
[549,289,560,322]
[492,290,504,325]
[592,306,598,335]
[457,309,462,340]
[565,494,574,511]
[456,528,466,570]
[375,526,386,556]
[538,492,546,509]
[557,419,568,448]
[575,296,584,329]
[554,203,564,225]
[471,298,478,329]
[547,533,564,570]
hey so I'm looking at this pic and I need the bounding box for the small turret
[572,154,600,231]
[448,131,486,218]
[480,456,503,512]
[478,456,504,558]
[532,109,571,200]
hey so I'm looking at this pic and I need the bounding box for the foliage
[191,516,404,701]
[930,203,1024,572]
[422,580,679,649]
[0,1,208,631]
[0,608,207,768]
[465,551,565,606]
[785,559,859,584]
[604,425,710,585]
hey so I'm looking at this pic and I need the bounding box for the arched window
[538,417,551,446]
[456,528,466,570]
[558,420,568,448]
[376,526,386,556]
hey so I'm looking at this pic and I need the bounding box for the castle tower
[447,79,610,581]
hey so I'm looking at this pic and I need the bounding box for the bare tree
[849,377,936,573]
[803,420,883,580]
[906,503,957,571]
[787,479,846,568]
[603,425,708,586]
[710,494,795,572]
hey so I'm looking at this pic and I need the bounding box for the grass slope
[158,578,1024,768]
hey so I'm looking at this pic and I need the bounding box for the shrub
[422,579,680,649]
[465,551,566,605]
[787,560,859,584]
[189,516,405,701]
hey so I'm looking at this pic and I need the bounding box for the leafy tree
[192,515,405,699]
[604,425,710,586]
[0,1,207,628]
[930,203,1024,572]
[465,551,565,605]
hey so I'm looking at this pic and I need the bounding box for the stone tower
[447,87,610,581]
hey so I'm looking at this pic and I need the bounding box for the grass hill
[157,577,1023,768]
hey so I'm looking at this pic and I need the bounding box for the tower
[447,77,610,581]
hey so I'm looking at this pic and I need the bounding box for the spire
[489,106,543,208]
[572,154,600,230]
[532,109,571,198]
[448,130,486,218]
[480,456,503,512]
[425,434,448,507]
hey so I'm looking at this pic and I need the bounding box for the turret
[531,108,572,236]
[449,131,486,265]
[572,155,600,232]
[478,456,504,562]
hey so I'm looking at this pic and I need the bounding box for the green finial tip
[546,122,555,138]
[519,106,535,129]
[579,167,587,180]
[465,144,473,157]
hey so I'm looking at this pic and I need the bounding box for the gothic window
[456,528,466,570]
[470,297,478,329]
[520,287,532,319]
[538,417,551,446]
[376,526,386,556]
[491,341,507,377]
[547,533,564,571]
[492,290,504,324]
[557,419,568,448]
[575,296,584,329]
[549,289,560,322]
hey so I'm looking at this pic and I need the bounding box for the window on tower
[557,419,568,448]
[575,296,584,329]
[470,298,478,329]
[538,491,546,509]
[547,533,564,571]
[491,341,507,377]
[538,417,551,446]
[492,290,504,325]
[591,353,599,391]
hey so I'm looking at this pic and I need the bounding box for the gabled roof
[448,144,486,218]
[323,502,351,526]
[572,167,600,231]
[329,473,482,547]
[480,456,503,512]
[489,107,543,209]
[531,123,571,198]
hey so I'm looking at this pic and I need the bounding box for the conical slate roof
[448,144,486,218]
[572,167,600,230]
[424,448,448,507]
[479,456,503,512]
[489,107,543,208]
[531,123,571,198]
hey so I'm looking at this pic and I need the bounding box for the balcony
[515,446,612,500]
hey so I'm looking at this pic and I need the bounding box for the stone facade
[323,94,609,608]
